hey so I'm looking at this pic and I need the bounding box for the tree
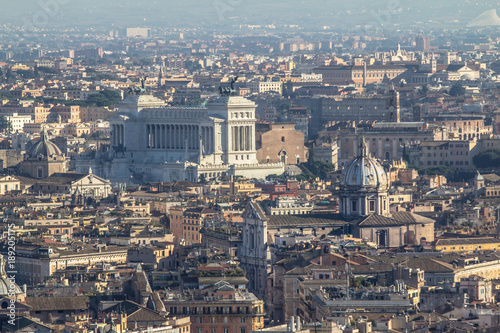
[419,166,452,176]
[473,149,500,169]
[86,90,122,107]
[36,66,60,75]
[0,116,12,134]
[99,89,122,103]
[302,160,335,179]
[16,69,36,79]
[449,84,466,97]
[87,93,111,107]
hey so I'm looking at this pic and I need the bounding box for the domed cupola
[339,137,390,218]
[27,131,63,159]
[342,137,388,190]
[21,130,67,179]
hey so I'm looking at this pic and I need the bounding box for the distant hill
[468,9,500,27]
[3,0,500,30]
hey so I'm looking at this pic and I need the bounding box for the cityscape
[4,1,500,332]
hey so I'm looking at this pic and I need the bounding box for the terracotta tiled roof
[2,317,53,332]
[357,214,403,227]
[268,214,346,227]
[436,237,500,246]
[127,307,168,323]
[357,212,435,227]
[391,212,435,224]
[26,296,90,311]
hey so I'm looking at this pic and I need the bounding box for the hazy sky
[3,1,500,30]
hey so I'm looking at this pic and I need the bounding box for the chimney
[291,316,296,332]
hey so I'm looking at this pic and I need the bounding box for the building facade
[239,201,271,302]
[80,94,284,183]
[163,281,264,333]
[256,123,307,165]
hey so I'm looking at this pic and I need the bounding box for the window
[369,200,375,212]
[281,136,285,142]
[351,200,357,212]
[241,318,246,323]
[241,329,246,333]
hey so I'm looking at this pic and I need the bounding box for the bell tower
[386,86,400,122]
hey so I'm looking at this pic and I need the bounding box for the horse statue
[128,76,149,95]
[218,76,239,96]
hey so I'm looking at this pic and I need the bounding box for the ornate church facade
[77,94,284,183]
[239,200,271,301]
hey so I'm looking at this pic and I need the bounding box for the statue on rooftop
[128,76,149,95]
[218,76,239,96]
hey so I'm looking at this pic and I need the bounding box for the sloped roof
[357,212,434,227]
[351,264,394,274]
[2,316,53,332]
[436,237,500,246]
[132,270,152,293]
[268,214,346,227]
[285,267,311,275]
[404,258,456,273]
[36,172,109,186]
[149,292,166,313]
[357,214,403,227]
[127,307,168,323]
[391,212,435,224]
[482,173,500,183]
[26,296,90,311]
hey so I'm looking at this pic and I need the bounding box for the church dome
[27,131,63,158]
[342,138,388,189]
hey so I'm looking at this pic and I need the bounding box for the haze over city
[2,1,500,333]
[2,1,500,30]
